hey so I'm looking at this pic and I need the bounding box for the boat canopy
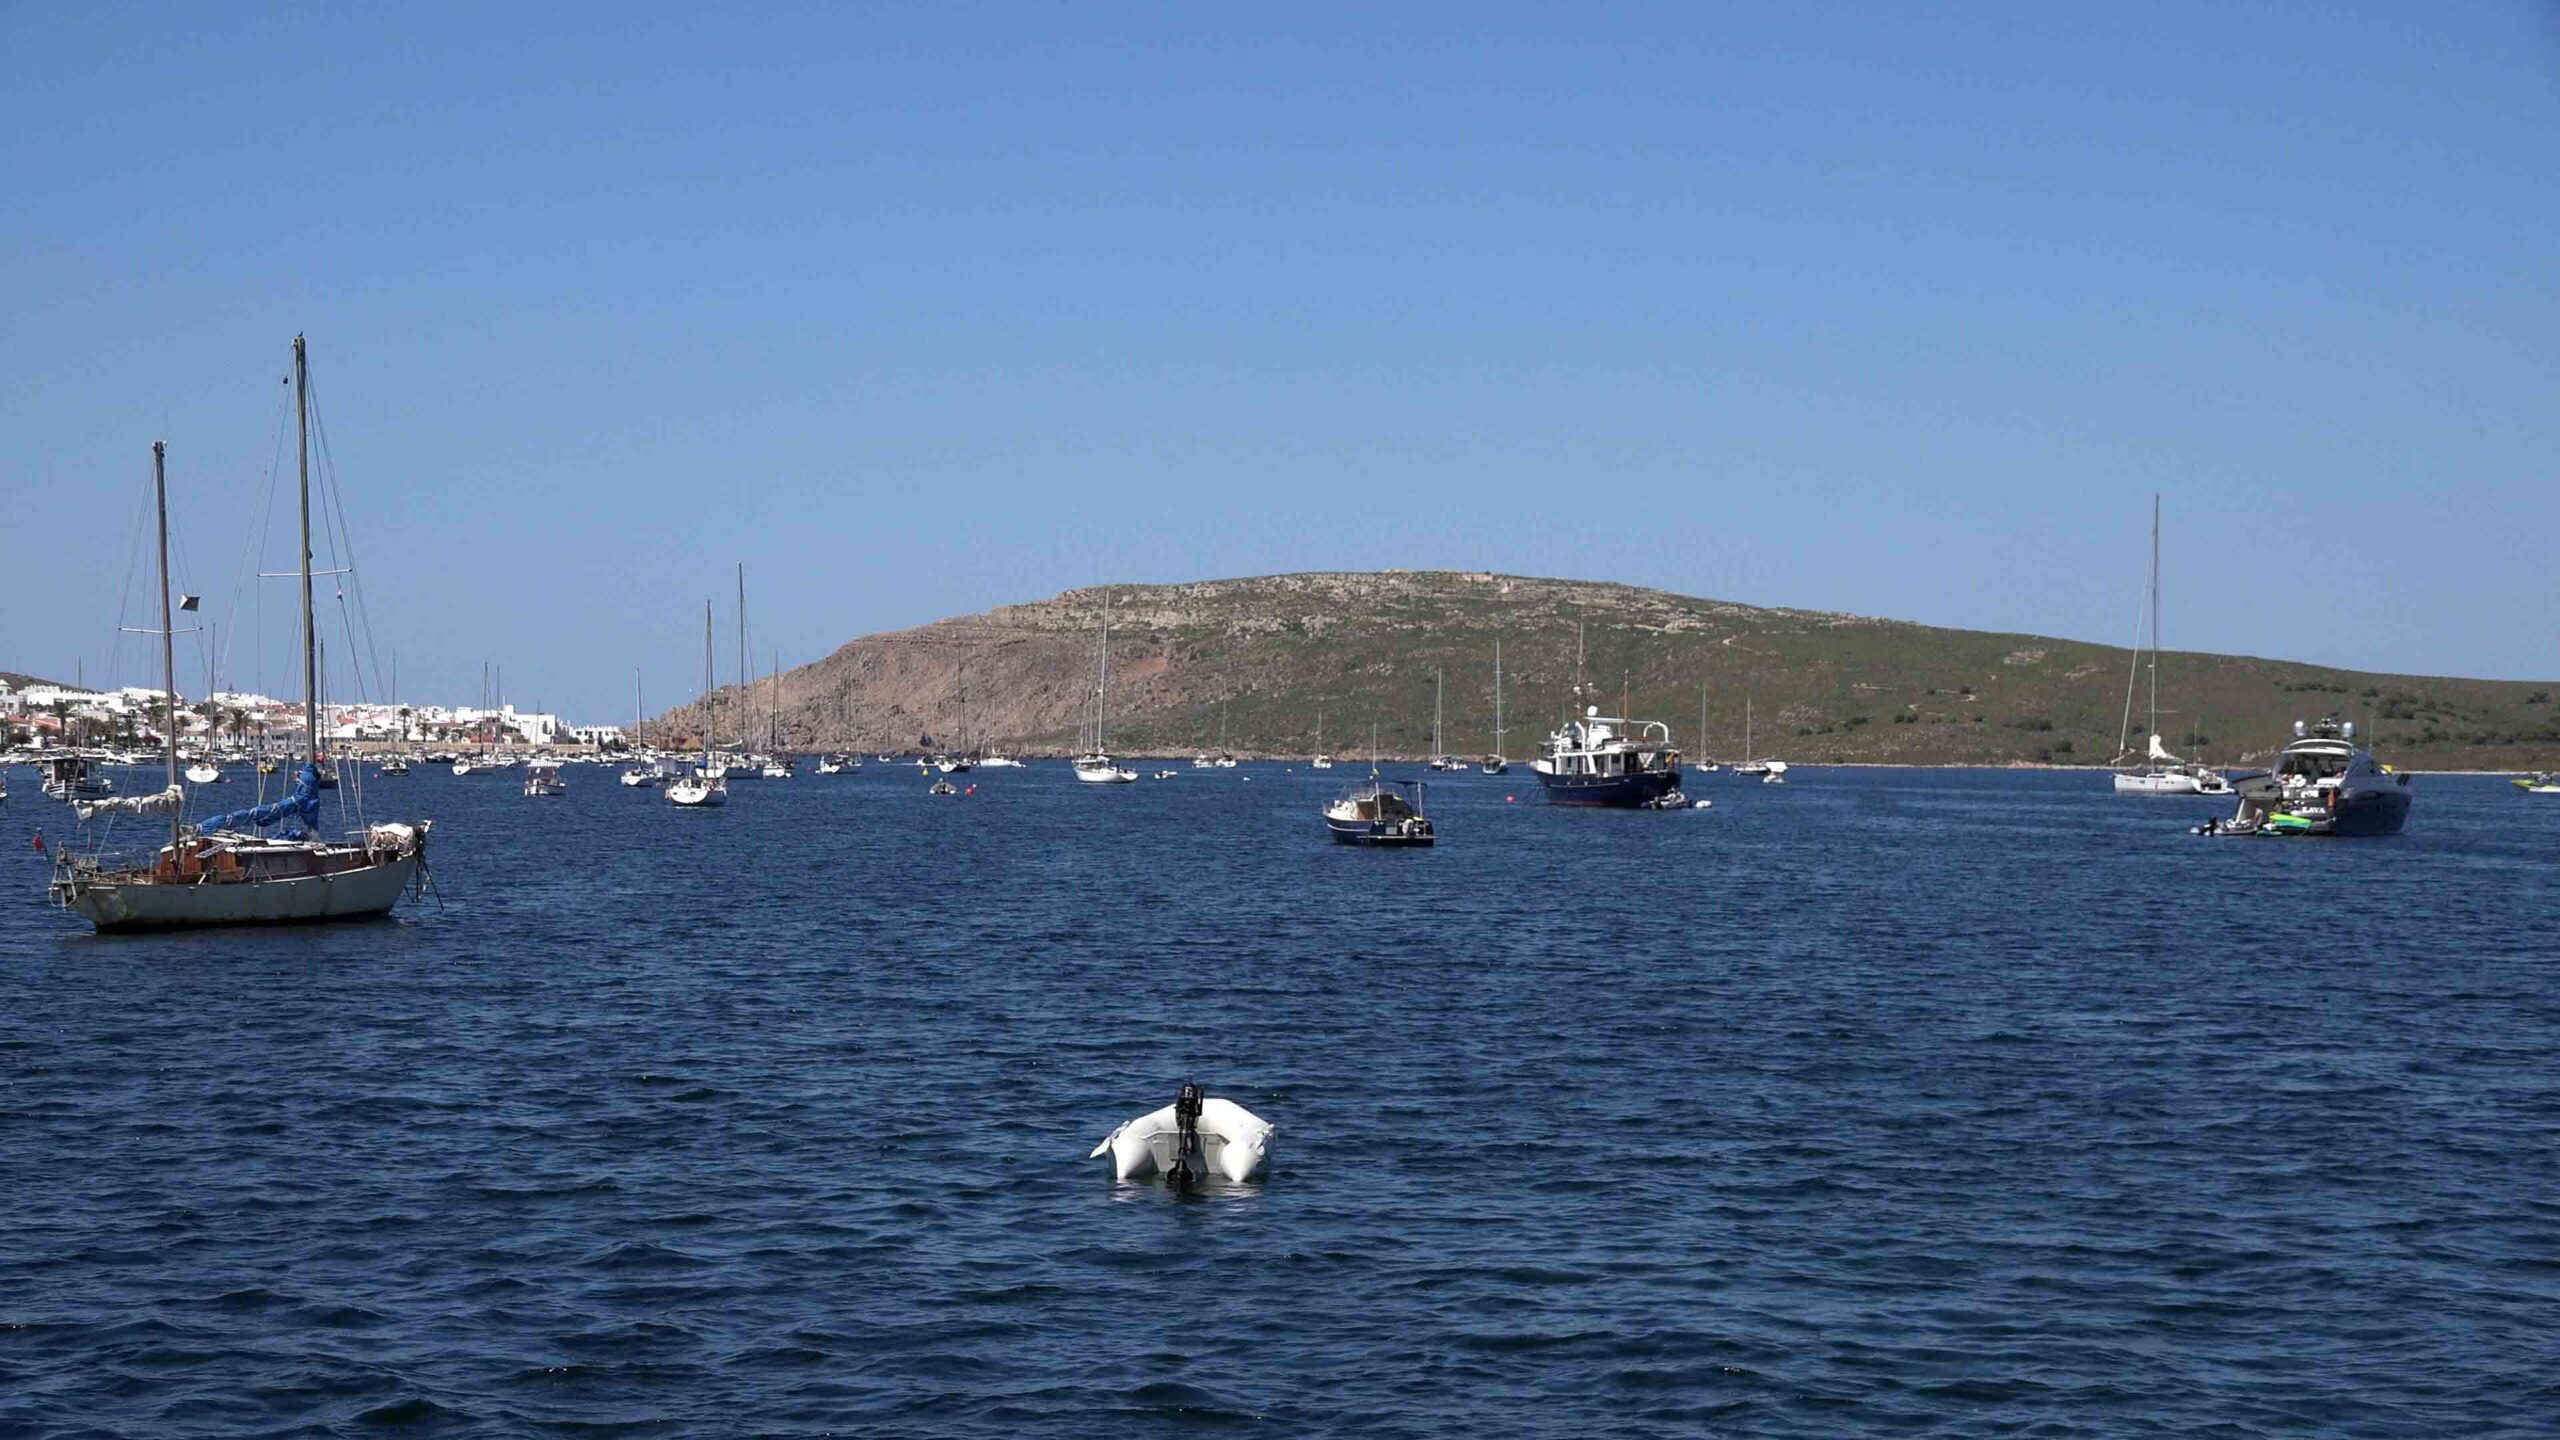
[198,762,324,838]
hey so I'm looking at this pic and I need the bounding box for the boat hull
[65,852,419,933]
[1326,815,1435,846]
[1532,767,1683,808]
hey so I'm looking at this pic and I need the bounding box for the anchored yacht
[2196,718,2411,837]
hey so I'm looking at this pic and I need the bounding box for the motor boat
[522,759,566,797]
[2512,773,2559,795]
[928,777,959,796]
[1532,705,1684,808]
[1091,1083,1273,1184]
[976,753,1024,769]
[1324,772,1436,846]
[378,755,410,776]
[1480,754,1508,775]
[1153,768,1179,780]
[41,756,112,803]
[2194,718,2411,837]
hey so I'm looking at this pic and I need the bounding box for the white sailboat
[668,601,729,808]
[621,669,658,786]
[1731,698,1786,779]
[2112,496,2224,796]
[50,341,429,932]
[1072,593,1137,783]
[1481,642,1509,773]
[1311,708,1333,770]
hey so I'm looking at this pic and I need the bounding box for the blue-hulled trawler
[1529,633,1683,807]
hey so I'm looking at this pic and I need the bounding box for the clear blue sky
[6,4,2555,720]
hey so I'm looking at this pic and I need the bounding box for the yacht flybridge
[2195,717,2411,838]
[50,340,430,932]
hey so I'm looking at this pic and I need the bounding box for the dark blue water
[4,762,2555,1436]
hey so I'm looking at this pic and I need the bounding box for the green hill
[651,571,2559,770]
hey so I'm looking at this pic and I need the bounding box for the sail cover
[197,762,324,838]
[2147,733,2182,763]
[72,785,185,821]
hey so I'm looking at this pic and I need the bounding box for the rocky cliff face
[643,570,2560,767]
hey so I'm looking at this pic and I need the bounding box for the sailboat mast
[701,601,713,764]
[1096,595,1112,752]
[153,441,180,854]
[2148,493,2161,745]
[1493,640,1504,750]
[294,335,318,766]
[1433,668,1443,758]
[736,563,748,752]
[770,649,780,752]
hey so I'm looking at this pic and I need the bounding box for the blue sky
[5,4,2554,719]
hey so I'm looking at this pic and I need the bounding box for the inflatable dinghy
[1091,1082,1273,1184]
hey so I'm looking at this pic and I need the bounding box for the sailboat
[935,658,975,773]
[1481,642,1509,774]
[1072,594,1137,783]
[378,649,410,776]
[2113,496,2226,796]
[1690,680,1720,774]
[1311,708,1333,770]
[1730,698,1785,779]
[50,342,429,931]
[184,626,223,784]
[1426,669,1466,771]
[621,669,658,786]
[760,649,795,778]
[668,601,729,808]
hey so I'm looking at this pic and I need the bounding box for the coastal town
[0,677,624,758]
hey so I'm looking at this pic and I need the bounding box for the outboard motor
[1165,1080,1206,1188]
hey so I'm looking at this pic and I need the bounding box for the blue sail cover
[198,762,324,839]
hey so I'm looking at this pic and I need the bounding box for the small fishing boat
[1091,1082,1273,1184]
[42,755,112,803]
[379,755,410,776]
[1324,772,1436,846]
[2194,717,2411,837]
[522,758,566,797]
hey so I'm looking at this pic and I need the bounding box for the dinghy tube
[1090,1081,1274,1184]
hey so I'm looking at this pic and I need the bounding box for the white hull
[1092,1097,1273,1183]
[620,770,657,786]
[667,779,726,807]
[65,851,419,932]
[2114,770,2203,795]
[1073,762,1137,783]
[184,765,221,784]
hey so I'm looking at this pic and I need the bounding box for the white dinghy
[1090,1082,1274,1184]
